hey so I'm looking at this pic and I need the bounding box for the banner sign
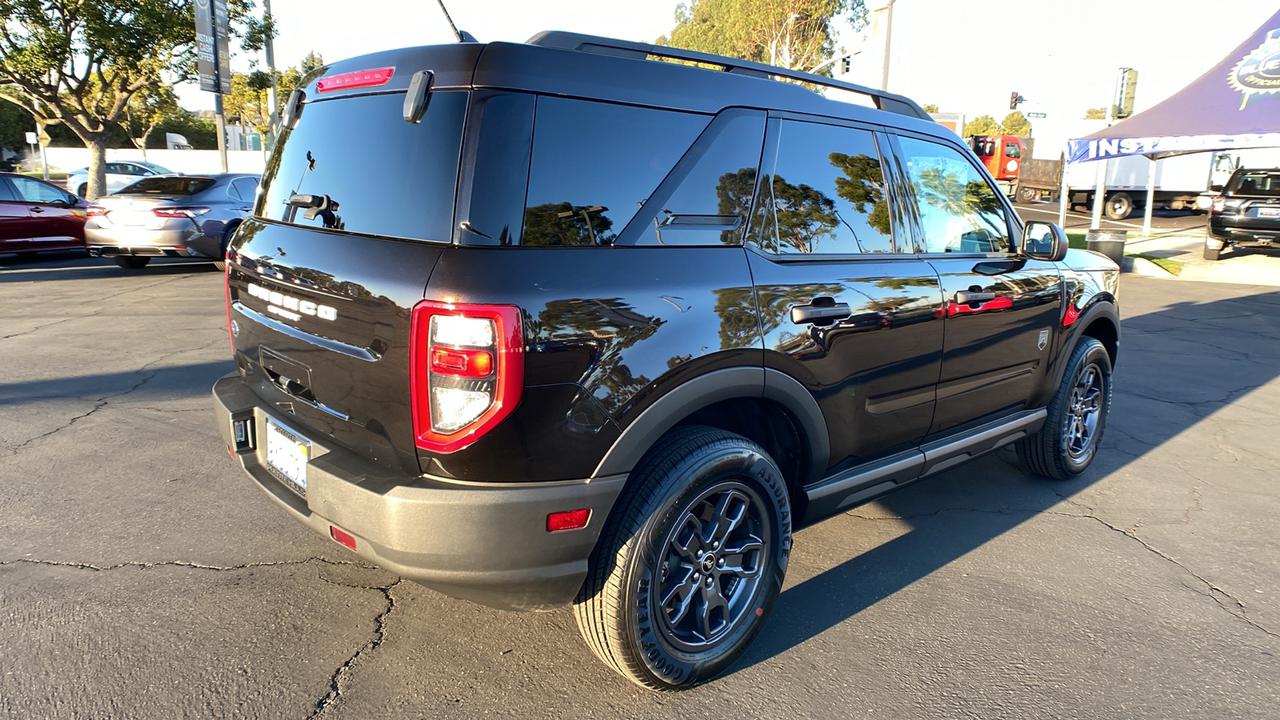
[1068,133,1280,163]
[195,0,232,94]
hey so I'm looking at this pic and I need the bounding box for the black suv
[213,32,1120,691]
[1205,167,1280,260]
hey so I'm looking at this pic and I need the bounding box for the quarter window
[757,120,896,254]
[522,97,708,246]
[898,136,1010,254]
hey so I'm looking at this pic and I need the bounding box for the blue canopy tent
[1064,9,1280,234]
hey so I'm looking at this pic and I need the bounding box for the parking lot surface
[2,254,1278,718]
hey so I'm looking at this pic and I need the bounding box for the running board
[803,408,1047,523]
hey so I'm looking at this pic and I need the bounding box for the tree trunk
[85,139,108,200]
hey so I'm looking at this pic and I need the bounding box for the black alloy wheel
[574,425,791,691]
[1018,336,1113,480]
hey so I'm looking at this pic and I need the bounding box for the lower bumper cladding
[212,372,626,611]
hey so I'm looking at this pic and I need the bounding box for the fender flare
[1051,299,1120,390]
[592,366,829,485]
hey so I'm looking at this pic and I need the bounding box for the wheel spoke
[660,567,698,626]
[703,490,749,547]
[698,578,730,640]
[669,515,704,563]
[718,538,764,578]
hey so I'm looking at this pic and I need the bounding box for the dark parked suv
[1205,167,1280,260]
[212,31,1120,690]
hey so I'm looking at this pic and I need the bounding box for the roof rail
[525,31,931,121]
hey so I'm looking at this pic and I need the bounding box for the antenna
[434,0,477,43]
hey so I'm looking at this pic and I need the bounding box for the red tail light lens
[86,206,107,217]
[153,207,210,218]
[1210,197,1225,214]
[410,300,523,454]
[316,67,394,93]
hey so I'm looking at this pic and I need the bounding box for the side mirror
[1022,221,1068,262]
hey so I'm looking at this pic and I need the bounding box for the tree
[0,0,258,198]
[122,84,181,159]
[0,96,32,153]
[920,103,939,114]
[1084,107,1107,119]
[962,115,1002,137]
[658,0,866,73]
[1001,111,1032,137]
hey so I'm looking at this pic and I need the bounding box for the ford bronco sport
[213,31,1120,690]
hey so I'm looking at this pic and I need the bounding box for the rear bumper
[1208,220,1280,246]
[212,372,626,611]
[86,226,219,259]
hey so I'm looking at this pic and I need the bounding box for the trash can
[1086,229,1127,265]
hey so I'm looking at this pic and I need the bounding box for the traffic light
[1009,91,1024,110]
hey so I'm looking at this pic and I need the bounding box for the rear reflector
[316,67,394,93]
[547,509,591,533]
[330,526,358,551]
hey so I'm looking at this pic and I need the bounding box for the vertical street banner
[195,0,232,94]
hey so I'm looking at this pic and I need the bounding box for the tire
[113,256,150,269]
[214,224,237,272]
[1104,192,1133,220]
[1016,185,1038,204]
[574,425,792,691]
[1203,243,1221,261]
[77,183,88,198]
[1017,337,1112,480]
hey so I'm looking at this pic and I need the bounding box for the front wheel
[1017,337,1112,480]
[574,426,792,691]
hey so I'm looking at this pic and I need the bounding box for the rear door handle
[791,302,852,324]
[954,290,996,304]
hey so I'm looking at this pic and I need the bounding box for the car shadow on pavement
[730,286,1280,676]
[0,256,219,282]
[0,360,234,407]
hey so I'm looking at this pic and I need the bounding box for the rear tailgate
[226,57,473,477]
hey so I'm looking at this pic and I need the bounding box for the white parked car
[66,161,174,197]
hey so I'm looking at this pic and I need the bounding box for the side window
[10,177,66,204]
[0,178,19,202]
[105,163,124,174]
[230,177,258,203]
[522,97,708,246]
[1004,141,1021,159]
[757,120,896,254]
[633,111,765,246]
[898,136,1011,254]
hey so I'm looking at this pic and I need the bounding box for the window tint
[0,178,18,202]
[466,93,534,245]
[121,177,216,195]
[633,111,765,246]
[9,176,69,204]
[523,97,708,246]
[757,120,895,254]
[898,136,1010,254]
[259,90,467,242]
[230,177,258,203]
[1231,171,1280,196]
[105,163,125,174]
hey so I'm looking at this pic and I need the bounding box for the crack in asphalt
[0,274,197,341]
[308,579,403,719]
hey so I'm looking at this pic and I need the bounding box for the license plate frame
[265,417,310,495]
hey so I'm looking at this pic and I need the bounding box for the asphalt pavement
[1,253,1278,718]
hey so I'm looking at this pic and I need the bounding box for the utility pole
[880,0,896,91]
[263,0,280,143]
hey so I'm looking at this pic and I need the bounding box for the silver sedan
[85,173,259,269]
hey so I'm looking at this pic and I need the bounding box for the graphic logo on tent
[1230,28,1280,109]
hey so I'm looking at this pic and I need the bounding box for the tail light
[1211,197,1225,214]
[410,300,523,454]
[153,207,210,218]
[86,206,108,217]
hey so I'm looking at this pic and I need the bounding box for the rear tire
[574,425,792,691]
[1203,243,1221,261]
[113,256,150,269]
[1104,192,1133,220]
[77,183,88,198]
[1016,185,1038,203]
[1017,337,1112,480]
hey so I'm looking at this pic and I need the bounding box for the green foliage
[0,98,33,151]
[1001,111,1031,137]
[962,115,1003,137]
[920,103,939,114]
[658,0,865,73]
[224,57,319,138]
[122,84,182,151]
[152,113,217,149]
[1084,107,1107,119]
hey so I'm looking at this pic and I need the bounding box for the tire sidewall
[1055,340,1112,474]
[623,443,792,688]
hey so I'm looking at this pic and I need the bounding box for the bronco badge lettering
[246,283,338,321]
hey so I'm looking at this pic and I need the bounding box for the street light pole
[263,0,279,142]
[880,0,896,91]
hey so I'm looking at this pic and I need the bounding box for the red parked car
[0,172,89,256]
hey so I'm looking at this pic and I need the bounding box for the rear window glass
[1230,171,1280,196]
[258,90,467,242]
[121,177,216,195]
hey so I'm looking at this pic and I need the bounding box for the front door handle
[29,206,44,213]
[954,290,996,305]
[791,302,852,324]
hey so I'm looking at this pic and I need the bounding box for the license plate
[111,211,160,228]
[265,418,309,495]
[1258,207,1279,218]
